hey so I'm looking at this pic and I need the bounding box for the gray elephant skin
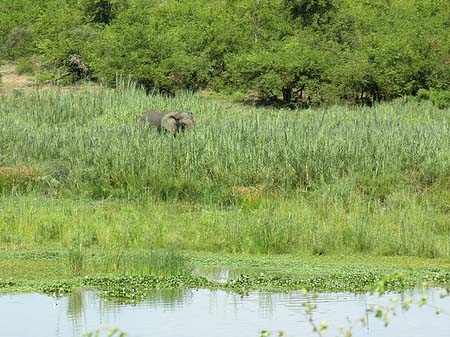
[139,111,195,135]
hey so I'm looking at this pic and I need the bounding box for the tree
[226,33,332,106]
[283,0,337,27]
[77,0,129,25]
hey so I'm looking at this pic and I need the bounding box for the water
[0,288,448,337]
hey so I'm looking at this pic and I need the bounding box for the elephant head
[139,110,195,135]
[174,111,195,131]
[161,111,195,135]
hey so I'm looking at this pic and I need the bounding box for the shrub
[16,59,35,75]
[430,90,450,109]
[416,89,450,109]
[2,26,34,59]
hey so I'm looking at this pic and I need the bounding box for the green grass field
[1,84,449,294]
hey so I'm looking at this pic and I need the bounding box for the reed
[0,84,449,258]
[0,192,448,258]
[66,238,192,276]
[1,85,450,202]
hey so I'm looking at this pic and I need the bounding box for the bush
[2,1,450,107]
[430,90,450,109]
[16,59,35,75]
[416,88,430,101]
[2,26,34,59]
[416,89,450,109]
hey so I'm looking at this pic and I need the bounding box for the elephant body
[139,111,195,135]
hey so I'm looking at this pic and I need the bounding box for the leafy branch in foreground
[84,327,127,337]
[260,274,449,337]
[367,282,450,328]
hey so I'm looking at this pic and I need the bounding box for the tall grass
[67,248,192,276]
[1,84,449,201]
[0,193,448,258]
[0,84,449,258]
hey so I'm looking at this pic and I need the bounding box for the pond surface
[0,287,448,337]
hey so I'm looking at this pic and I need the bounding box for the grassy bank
[0,194,449,258]
[1,248,449,297]
[0,84,450,296]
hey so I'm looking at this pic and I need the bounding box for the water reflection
[66,290,84,334]
[0,288,448,337]
[192,266,244,283]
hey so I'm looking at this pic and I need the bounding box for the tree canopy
[1,0,449,106]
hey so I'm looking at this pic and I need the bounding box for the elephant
[139,110,195,135]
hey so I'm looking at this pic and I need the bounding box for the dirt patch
[0,63,36,94]
[0,165,38,190]
[231,185,266,201]
[0,63,101,96]
[0,165,38,178]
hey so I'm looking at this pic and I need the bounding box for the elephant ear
[176,112,195,129]
[161,113,178,134]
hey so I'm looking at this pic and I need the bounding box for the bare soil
[0,63,36,95]
[0,63,101,96]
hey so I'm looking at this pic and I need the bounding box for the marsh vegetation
[1,81,449,336]
[0,84,450,260]
[2,1,450,335]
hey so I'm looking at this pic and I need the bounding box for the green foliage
[88,0,221,93]
[68,246,84,275]
[417,88,450,109]
[2,0,450,104]
[0,0,46,58]
[80,271,420,300]
[86,250,194,276]
[227,34,331,106]
[32,5,94,81]
[77,0,125,25]
[1,26,34,59]
[0,84,450,258]
[284,0,337,27]
[40,281,73,297]
[84,327,127,337]
[15,58,35,74]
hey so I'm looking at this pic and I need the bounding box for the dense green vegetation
[1,248,449,296]
[1,0,450,106]
[1,0,450,299]
[0,85,449,260]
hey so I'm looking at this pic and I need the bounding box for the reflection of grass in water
[295,282,450,337]
[102,288,191,307]
[144,288,189,306]
[80,278,450,337]
[67,290,84,328]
